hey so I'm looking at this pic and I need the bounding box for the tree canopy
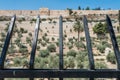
[93,22,108,35]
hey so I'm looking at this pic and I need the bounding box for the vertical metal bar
[106,15,120,80]
[0,15,16,69]
[83,16,95,80]
[59,16,63,80]
[106,15,120,69]
[29,15,40,80]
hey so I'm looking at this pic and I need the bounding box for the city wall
[0,8,118,17]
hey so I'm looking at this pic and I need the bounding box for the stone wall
[0,8,118,17]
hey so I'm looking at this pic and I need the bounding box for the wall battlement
[0,8,118,17]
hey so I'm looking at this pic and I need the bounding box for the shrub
[51,37,55,41]
[37,46,40,51]
[42,35,46,41]
[18,33,23,38]
[19,48,28,53]
[44,33,47,36]
[7,45,16,54]
[100,41,111,48]
[70,29,72,32]
[95,62,107,69]
[0,43,3,47]
[48,55,59,69]
[45,38,49,43]
[55,41,59,47]
[80,37,85,41]
[28,32,32,37]
[68,38,74,44]
[31,18,36,23]
[64,56,75,69]
[64,34,67,38]
[75,41,85,49]
[47,44,56,52]
[38,38,42,43]
[40,49,49,57]
[24,30,28,33]
[19,44,28,53]
[93,22,108,35]
[67,50,77,57]
[15,38,21,44]
[41,41,46,47]
[53,21,57,24]
[107,52,116,64]
[41,18,46,21]
[4,26,9,32]
[76,50,88,62]
[96,44,106,53]
[20,28,24,33]
[1,32,6,37]
[13,57,21,66]
[21,58,28,67]
[68,44,73,49]
[26,37,31,43]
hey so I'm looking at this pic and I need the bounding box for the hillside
[0,9,120,80]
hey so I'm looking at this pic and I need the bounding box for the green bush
[41,18,46,21]
[68,38,74,44]
[80,37,85,41]
[96,44,106,53]
[18,33,23,38]
[107,52,116,64]
[48,55,59,69]
[13,57,21,66]
[7,46,16,54]
[47,44,56,52]
[28,32,32,37]
[44,33,47,36]
[67,50,77,57]
[42,35,46,41]
[31,18,36,23]
[75,41,85,49]
[70,29,72,32]
[68,44,73,49]
[19,48,28,53]
[100,41,111,48]
[26,37,31,43]
[45,38,49,43]
[95,62,107,69]
[37,46,40,51]
[93,22,108,35]
[41,41,46,47]
[38,38,42,43]
[55,41,59,47]
[40,49,50,57]
[64,56,75,69]
[20,28,24,33]
[76,50,88,62]
[19,44,28,53]
[64,34,67,38]
[1,32,6,37]
[51,37,55,41]
[0,43,3,47]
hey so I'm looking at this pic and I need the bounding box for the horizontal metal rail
[0,69,120,78]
